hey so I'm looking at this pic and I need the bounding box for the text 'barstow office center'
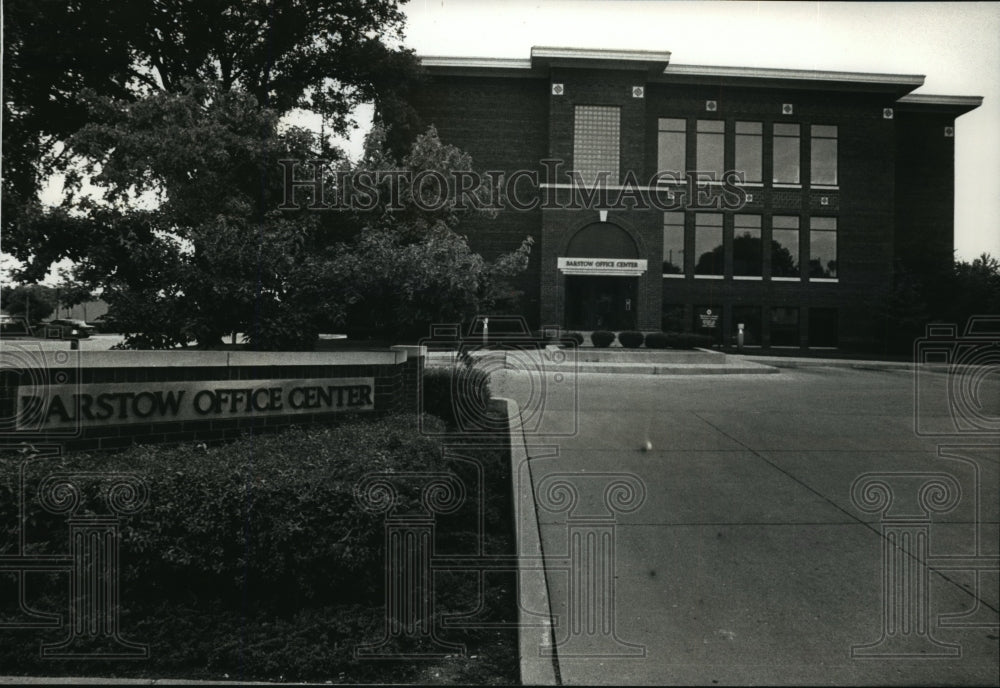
[402,46,981,351]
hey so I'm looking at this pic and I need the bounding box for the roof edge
[663,63,924,87]
[418,49,928,95]
[896,93,983,115]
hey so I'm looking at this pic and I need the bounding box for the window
[771,216,800,278]
[735,122,763,183]
[770,307,800,347]
[811,125,838,186]
[732,305,762,346]
[696,120,725,177]
[694,213,724,276]
[773,123,800,184]
[808,308,838,347]
[574,105,620,185]
[662,212,685,275]
[657,118,686,177]
[809,217,837,278]
[733,214,762,276]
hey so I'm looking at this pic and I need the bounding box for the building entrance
[565,276,638,330]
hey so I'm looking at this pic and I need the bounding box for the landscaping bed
[0,400,518,683]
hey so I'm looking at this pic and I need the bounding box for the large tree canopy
[3,0,420,235]
[2,0,536,351]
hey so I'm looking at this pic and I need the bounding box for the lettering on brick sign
[16,378,375,430]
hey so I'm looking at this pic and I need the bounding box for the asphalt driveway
[494,365,999,685]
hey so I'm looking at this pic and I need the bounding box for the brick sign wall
[0,348,423,453]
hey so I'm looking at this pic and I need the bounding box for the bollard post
[483,316,489,346]
[737,323,744,351]
[70,338,79,351]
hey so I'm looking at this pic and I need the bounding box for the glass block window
[770,307,800,347]
[733,214,762,276]
[771,215,800,277]
[657,118,686,177]
[694,213,724,276]
[574,105,620,185]
[663,212,685,274]
[696,120,725,177]
[735,122,763,183]
[773,123,800,184]
[811,125,838,185]
[809,217,837,278]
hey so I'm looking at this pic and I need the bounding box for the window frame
[810,124,839,187]
[734,121,763,184]
[772,123,801,186]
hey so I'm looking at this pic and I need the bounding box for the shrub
[0,416,450,612]
[590,330,616,347]
[618,330,645,348]
[421,356,491,427]
[645,332,670,349]
[559,331,585,347]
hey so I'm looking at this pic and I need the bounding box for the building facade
[404,47,980,351]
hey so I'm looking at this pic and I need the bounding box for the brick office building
[403,47,980,351]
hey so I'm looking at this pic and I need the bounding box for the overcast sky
[397,0,999,260]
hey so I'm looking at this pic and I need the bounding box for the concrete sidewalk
[497,365,999,685]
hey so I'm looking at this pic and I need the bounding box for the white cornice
[897,94,983,107]
[420,56,532,70]
[663,64,924,87]
[530,46,672,65]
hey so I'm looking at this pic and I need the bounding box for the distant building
[54,299,109,322]
[403,47,981,350]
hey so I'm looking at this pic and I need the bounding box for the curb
[741,356,918,372]
[570,362,779,375]
[489,397,560,687]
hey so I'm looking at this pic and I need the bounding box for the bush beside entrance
[590,330,616,347]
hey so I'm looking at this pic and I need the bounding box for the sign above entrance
[557,257,648,276]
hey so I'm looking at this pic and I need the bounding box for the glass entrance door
[565,276,638,330]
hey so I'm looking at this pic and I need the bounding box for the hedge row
[0,415,452,611]
[0,410,516,681]
[573,331,715,349]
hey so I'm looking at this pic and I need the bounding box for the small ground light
[643,440,653,452]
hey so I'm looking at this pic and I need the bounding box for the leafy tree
[0,284,56,324]
[4,0,420,261]
[303,126,532,343]
[941,252,1000,330]
[2,0,417,181]
[4,1,533,350]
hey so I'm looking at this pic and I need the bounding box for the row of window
[663,213,837,280]
[659,118,837,185]
[571,105,839,187]
[663,304,839,348]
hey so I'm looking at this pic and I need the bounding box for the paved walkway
[495,365,999,685]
